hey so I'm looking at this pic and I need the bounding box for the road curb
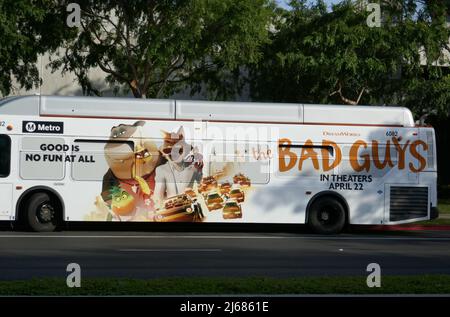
[370,225,450,231]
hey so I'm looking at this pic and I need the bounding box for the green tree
[50,0,274,99]
[0,0,66,96]
[249,0,450,116]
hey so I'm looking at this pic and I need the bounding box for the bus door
[0,134,12,217]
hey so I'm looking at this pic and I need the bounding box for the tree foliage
[249,0,450,116]
[50,0,274,99]
[2,0,449,119]
[0,0,66,96]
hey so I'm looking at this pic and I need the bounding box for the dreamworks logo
[24,122,36,132]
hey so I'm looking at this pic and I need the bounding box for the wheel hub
[320,210,330,221]
[38,204,54,223]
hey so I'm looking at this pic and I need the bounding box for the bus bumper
[430,207,439,220]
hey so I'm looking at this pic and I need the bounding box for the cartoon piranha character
[153,126,204,208]
[98,121,164,220]
[110,186,136,217]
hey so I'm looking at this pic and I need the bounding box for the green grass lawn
[416,199,450,225]
[438,199,450,214]
[1,275,450,295]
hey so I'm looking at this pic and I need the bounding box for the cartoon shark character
[153,126,203,208]
[99,121,164,220]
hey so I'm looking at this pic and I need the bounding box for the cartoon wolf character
[96,121,164,221]
[153,126,203,208]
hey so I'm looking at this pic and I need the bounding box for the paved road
[1,227,450,280]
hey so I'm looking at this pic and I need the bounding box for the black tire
[25,192,60,232]
[308,196,346,234]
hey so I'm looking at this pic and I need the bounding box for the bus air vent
[389,186,428,221]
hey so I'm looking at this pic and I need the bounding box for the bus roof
[0,95,415,127]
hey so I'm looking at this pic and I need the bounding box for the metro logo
[37,123,61,132]
[278,137,428,173]
[22,121,64,134]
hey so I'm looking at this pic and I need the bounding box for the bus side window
[276,144,335,177]
[0,135,11,177]
[71,140,134,181]
[341,145,397,178]
[209,154,270,185]
[207,141,271,185]
[20,137,65,180]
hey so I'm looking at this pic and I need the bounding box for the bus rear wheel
[308,196,346,234]
[25,192,61,232]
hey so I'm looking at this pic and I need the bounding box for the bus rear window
[0,135,11,177]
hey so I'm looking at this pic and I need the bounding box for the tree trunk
[130,79,143,98]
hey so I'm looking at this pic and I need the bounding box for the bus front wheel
[25,192,60,232]
[307,196,346,234]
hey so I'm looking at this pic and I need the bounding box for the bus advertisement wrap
[0,96,438,233]
[21,120,429,224]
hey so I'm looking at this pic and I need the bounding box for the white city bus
[0,95,438,233]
